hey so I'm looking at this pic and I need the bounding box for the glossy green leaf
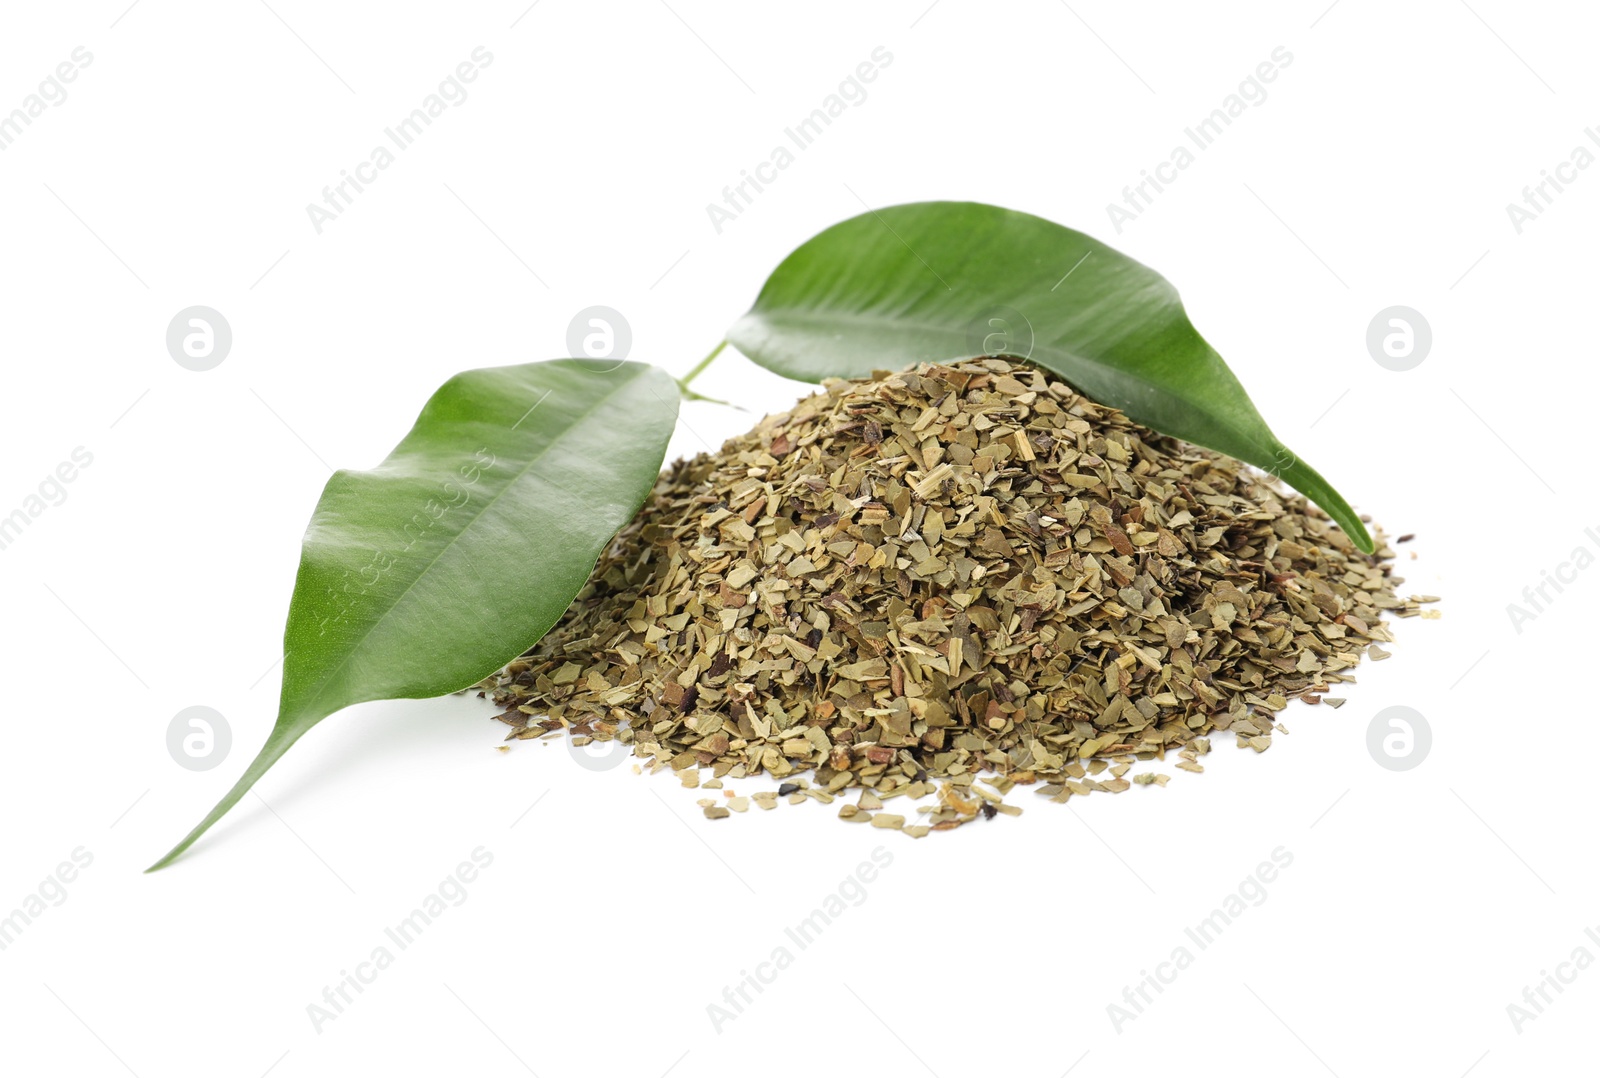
[728,200,1372,552]
[149,359,680,870]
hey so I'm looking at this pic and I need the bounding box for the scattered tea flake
[871,813,907,829]
[703,805,730,820]
[1369,644,1392,661]
[940,785,979,816]
[1324,697,1347,709]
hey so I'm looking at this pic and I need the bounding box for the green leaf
[727,200,1372,553]
[149,359,680,870]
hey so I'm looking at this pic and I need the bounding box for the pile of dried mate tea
[480,358,1431,836]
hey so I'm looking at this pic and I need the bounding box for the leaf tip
[144,832,199,874]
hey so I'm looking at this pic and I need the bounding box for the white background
[0,1,1589,1074]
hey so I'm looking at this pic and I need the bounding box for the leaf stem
[678,340,727,393]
